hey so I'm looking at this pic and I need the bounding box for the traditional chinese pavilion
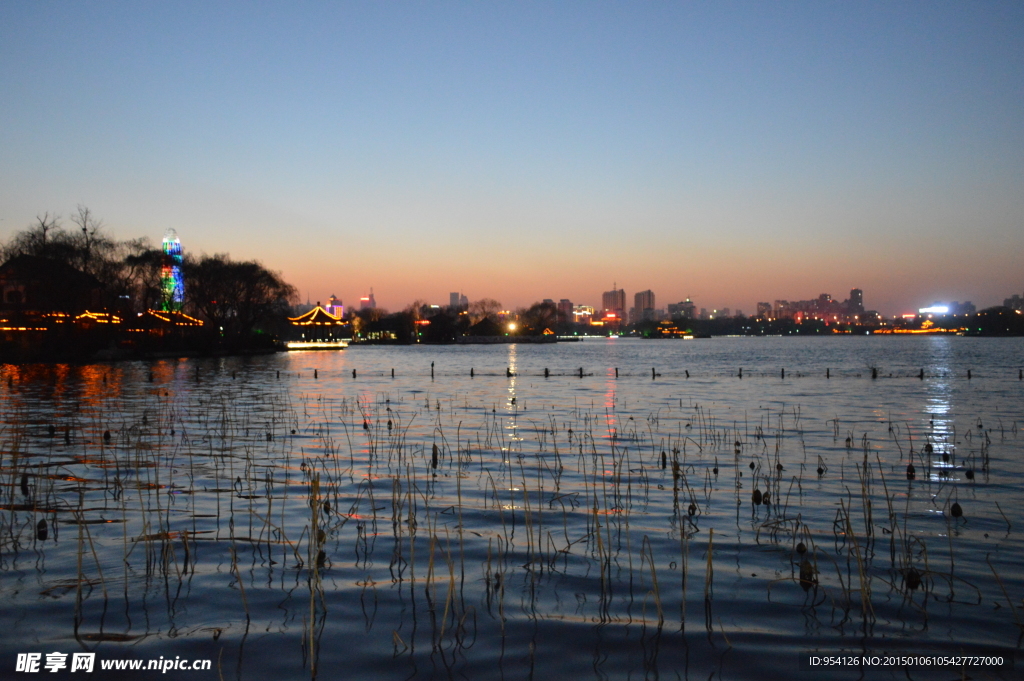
[285,305,349,349]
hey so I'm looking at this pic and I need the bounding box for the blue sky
[1,2,1022,314]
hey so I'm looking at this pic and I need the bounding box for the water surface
[2,336,1022,679]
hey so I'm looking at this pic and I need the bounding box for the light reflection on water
[1,336,1023,680]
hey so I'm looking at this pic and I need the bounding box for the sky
[1,2,1022,316]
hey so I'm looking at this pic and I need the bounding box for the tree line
[1,208,297,340]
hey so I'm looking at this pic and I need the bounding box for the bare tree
[69,205,114,276]
[468,298,503,324]
[185,254,298,337]
[1,212,63,262]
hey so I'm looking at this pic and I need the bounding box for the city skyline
[2,3,1022,316]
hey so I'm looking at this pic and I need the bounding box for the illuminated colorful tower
[160,229,184,311]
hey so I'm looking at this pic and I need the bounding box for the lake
[2,336,1022,679]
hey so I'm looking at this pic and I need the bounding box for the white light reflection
[504,343,522,447]
[924,336,955,481]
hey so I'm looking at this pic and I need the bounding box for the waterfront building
[286,304,350,348]
[573,305,594,324]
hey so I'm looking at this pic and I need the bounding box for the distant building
[632,290,655,323]
[602,286,626,317]
[448,291,468,311]
[292,299,316,317]
[765,289,865,322]
[667,299,696,319]
[573,305,594,324]
[848,288,864,315]
[360,291,376,310]
[326,294,344,318]
[1003,293,1022,311]
[557,299,573,323]
[919,301,975,316]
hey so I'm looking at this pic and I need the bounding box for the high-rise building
[849,288,864,314]
[632,289,655,323]
[756,302,772,319]
[326,294,344,318]
[557,299,573,323]
[450,292,460,308]
[602,286,626,317]
[360,290,376,310]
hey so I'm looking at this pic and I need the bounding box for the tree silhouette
[185,254,297,338]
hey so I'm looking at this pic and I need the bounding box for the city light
[918,305,949,315]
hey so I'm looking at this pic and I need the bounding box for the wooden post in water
[826,368,830,379]
[872,367,877,379]
[738,368,742,379]
[352,369,357,378]
[781,368,785,379]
